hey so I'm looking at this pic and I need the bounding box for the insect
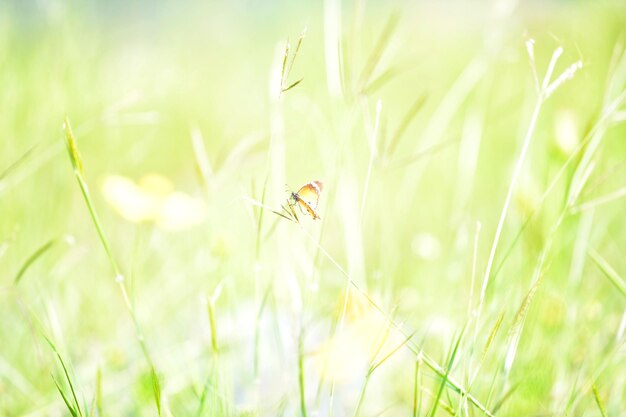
[289,180,323,220]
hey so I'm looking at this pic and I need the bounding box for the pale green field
[1,1,626,416]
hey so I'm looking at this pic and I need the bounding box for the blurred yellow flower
[312,292,404,384]
[101,173,207,230]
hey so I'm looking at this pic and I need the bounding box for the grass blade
[150,366,162,417]
[255,176,269,259]
[287,28,306,81]
[491,381,521,414]
[592,384,607,417]
[0,144,37,182]
[282,77,304,93]
[354,316,408,417]
[64,117,85,176]
[504,278,541,370]
[428,325,466,417]
[358,13,399,91]
[52,374,78,417]
[370,329,417,374]
[243,195,296,223]
[280,28,305,94]
[96,367,103,417]
[386,94,427,158]
[413,357,422,417]
[254,283,272,378]
[298,329,308,417]
[481,312,505,364]
[280,39,290,87]
[207,287,221,356]
[588,248,626,298]
[572,183,626,214]
[45,335,84,417]
[63,117,120,277]
[63,116,162,416]
[14,238,56,284]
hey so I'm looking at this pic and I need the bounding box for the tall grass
[62,117,163,417]
[1,1,626,417]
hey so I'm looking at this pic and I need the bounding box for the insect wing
[293,194,319,219]
[295,181,322,209]
[289,180,323,220]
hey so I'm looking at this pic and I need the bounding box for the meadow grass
[1,1,626,416]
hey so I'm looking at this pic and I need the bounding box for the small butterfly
[290,180,323,220]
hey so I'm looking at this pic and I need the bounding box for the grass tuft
[428,325,466,417]
[44,335,86,417]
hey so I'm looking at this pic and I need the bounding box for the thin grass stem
[63,117,163,417]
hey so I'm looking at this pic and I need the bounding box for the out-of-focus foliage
[1,1,626,416]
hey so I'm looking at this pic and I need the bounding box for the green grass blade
[588,248,626,298]
[150,366,162,417]
[428,325,466,417]
[592,384,607,417]
[254,283,272,378]
[0,144,37,182]
[96,367,103,417]
[368,306,397,365]
[298,329,308,417]
[280,39,290,87]
[63,116,85,176]
[386,94,427,158]
[503,277,542,378]
[14,238,55,284]
[208,297,219,355]
[491,381,521,414]
[52,374,78,417]
[63,117,162,416]
[282,77,304,93]
[63,117,121,277]
[370,329,417,374]
[481,312,505,364]
[255,176,269,259]
[362,66,402,95]
[83,396,91,417]
[287,201,299,223]
[421,386,456,416]
[44,336,83,417]
[287,28,306,81]
[358,13,399,91]
[413,357,422,417]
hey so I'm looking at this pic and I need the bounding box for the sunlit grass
[1,1,626,416]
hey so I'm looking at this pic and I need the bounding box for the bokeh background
[1,0,626,416]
